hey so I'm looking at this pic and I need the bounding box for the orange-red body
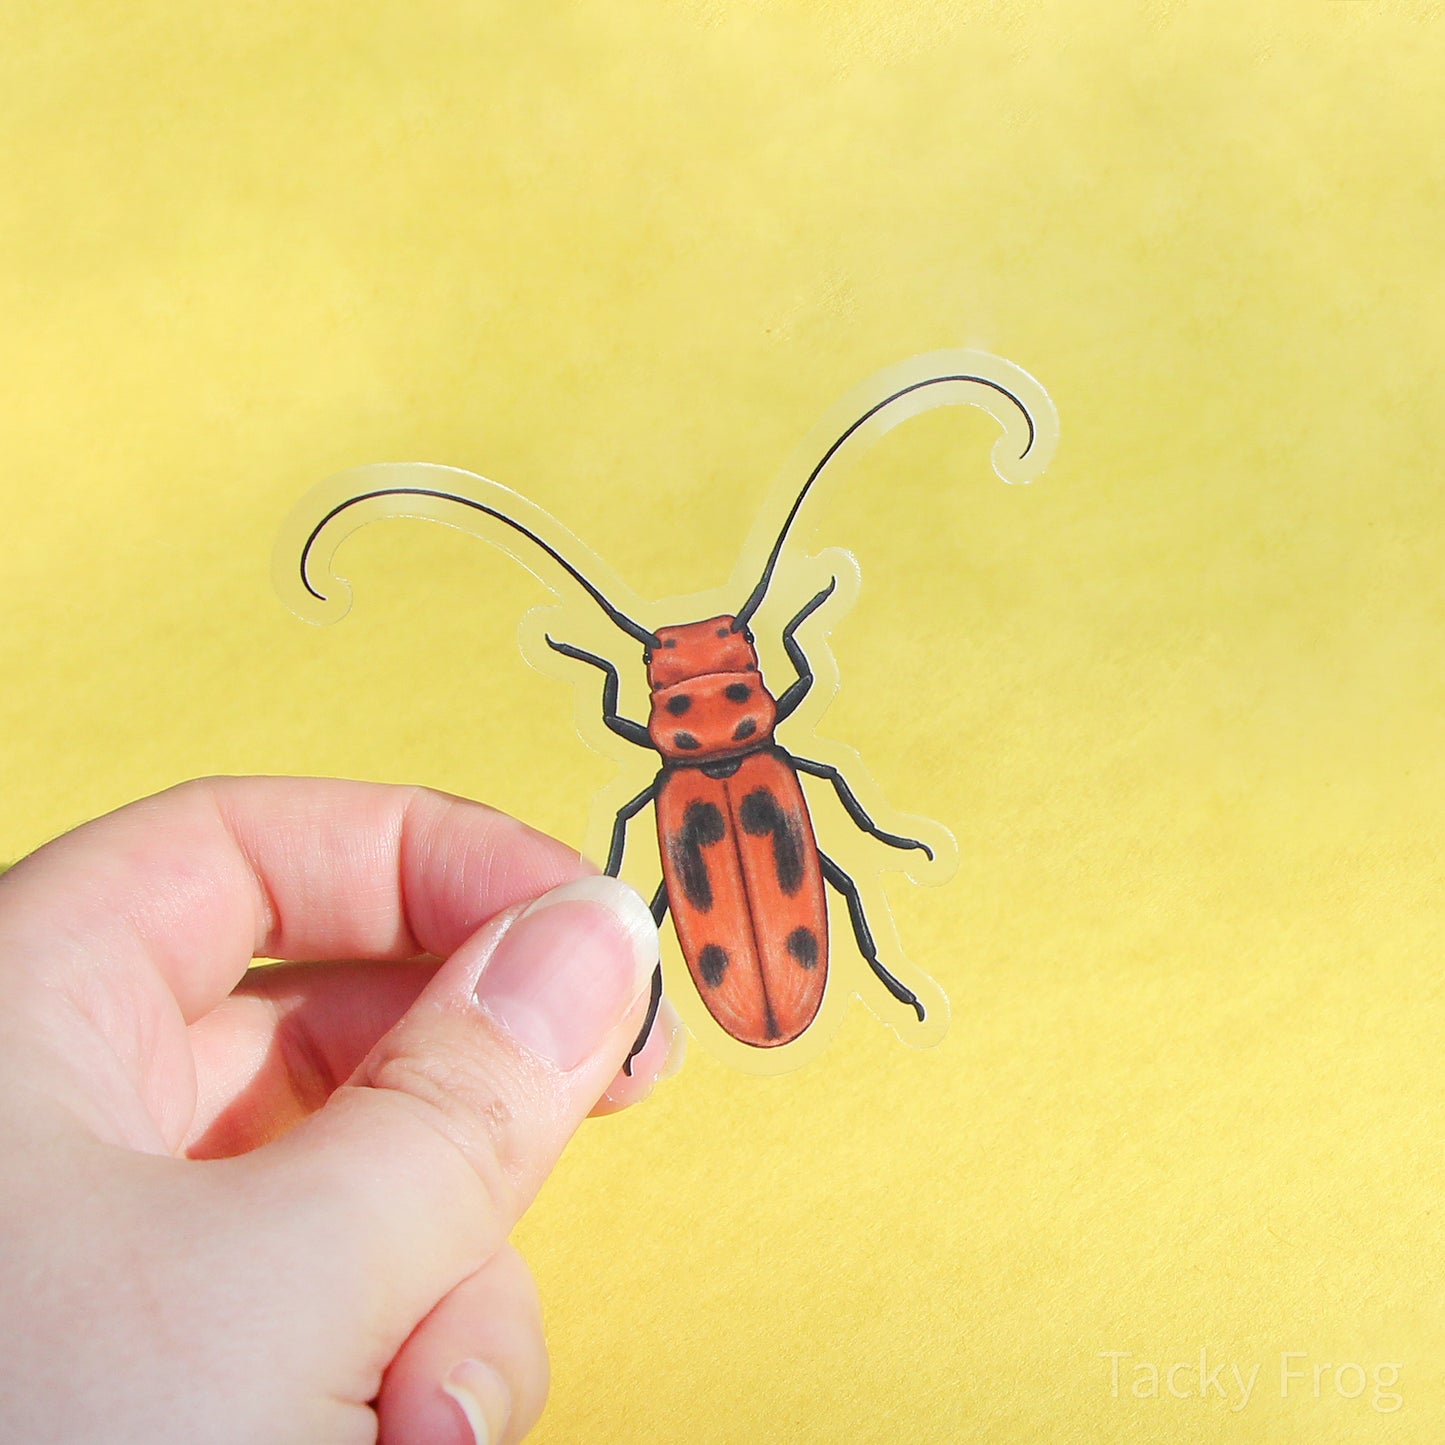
[646,616,828,1045]
[295,367,1015,1064]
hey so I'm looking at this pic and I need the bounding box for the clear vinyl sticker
[275,350,1059,1075]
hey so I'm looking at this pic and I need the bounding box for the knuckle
[360,1035,524,1225]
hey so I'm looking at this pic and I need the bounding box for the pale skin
[0,777,684,1445]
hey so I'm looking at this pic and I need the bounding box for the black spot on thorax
[699,756,746,779]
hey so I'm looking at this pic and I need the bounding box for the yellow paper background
[3,3,1443,1440]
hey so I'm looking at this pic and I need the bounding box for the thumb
[251,874,659,1356]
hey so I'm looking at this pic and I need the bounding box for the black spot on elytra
[662,638,677,648]
[716,626,729,637]
[667,694,692,715]
[739,788,804,895]
[725,682,751,703]
[674,732,701,750]
[673,801,725,910]
[732,718,757,741]
[787,926,819,969]
[698,944,728,987]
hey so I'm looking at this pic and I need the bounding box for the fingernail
[657,1015,688,1083]
[443,1358,510,1445]
[476,876,657,1070]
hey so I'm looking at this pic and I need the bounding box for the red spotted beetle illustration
[287,356,1054,1070]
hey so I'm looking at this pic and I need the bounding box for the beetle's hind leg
[623,880,671,1076]
[819,851,925,1021]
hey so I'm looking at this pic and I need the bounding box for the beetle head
[645,615,757,689]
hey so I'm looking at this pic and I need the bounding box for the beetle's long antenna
[299,486,660,647]
[733,372,1040,629]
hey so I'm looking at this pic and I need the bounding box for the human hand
[0,778,683,1444]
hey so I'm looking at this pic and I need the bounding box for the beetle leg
[605,779,657,876]
[546,636,652,748]
[789,754,934,860]
[819,852,925,1021]
[773,578,838,722]
[607,786,666,1076]
[623,881,671,1076]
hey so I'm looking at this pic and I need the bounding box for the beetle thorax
[645,615,778,762]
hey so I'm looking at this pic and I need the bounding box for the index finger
[0,777,593,1024]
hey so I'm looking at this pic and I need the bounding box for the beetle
[293,362,1049,1069]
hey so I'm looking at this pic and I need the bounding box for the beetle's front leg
[789,754,934,860]
[546,636,652,748]
[819,851,925,1021]
[773,579,837,722]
